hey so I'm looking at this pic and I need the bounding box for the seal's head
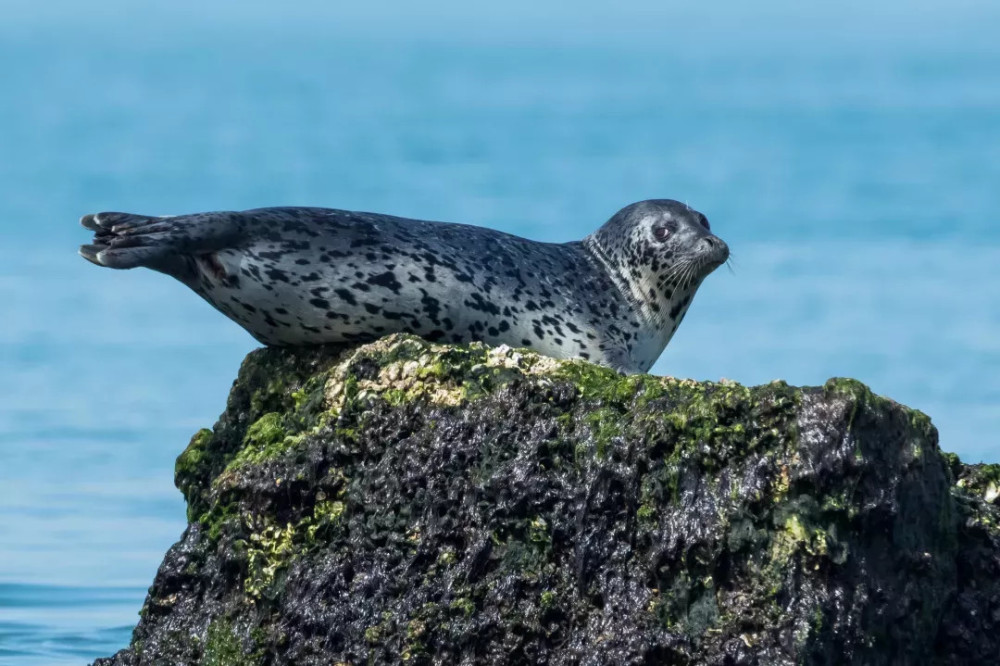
[584,199,729,326]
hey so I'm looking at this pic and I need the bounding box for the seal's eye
[653,226,670,241]
[698,214,711,231]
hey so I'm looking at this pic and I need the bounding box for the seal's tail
[79,212,178,269]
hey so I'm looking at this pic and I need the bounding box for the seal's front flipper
[78,211,244,271]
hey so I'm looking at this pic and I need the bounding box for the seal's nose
[700,235,730,263]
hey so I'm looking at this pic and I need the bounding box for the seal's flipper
[78,211,244,271]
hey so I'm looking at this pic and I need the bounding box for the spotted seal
[78,199,728,373]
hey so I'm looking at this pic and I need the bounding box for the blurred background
[1,0,998,663]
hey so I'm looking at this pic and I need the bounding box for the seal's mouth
[699,235,730,268]
[665,235,730,288]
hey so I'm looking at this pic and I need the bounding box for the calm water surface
[1,11,998,663]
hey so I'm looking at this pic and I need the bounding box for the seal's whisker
[670,264,687,287]
[686,262,699,287]
[662,261,683,284]
[673,260,692,286]
[666,257,694,284]
[675,261,693,289]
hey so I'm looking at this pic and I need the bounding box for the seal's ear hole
[653,226,670,241]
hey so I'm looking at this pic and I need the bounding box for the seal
[78,199,728,373]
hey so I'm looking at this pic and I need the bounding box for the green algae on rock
[94,334,999,665]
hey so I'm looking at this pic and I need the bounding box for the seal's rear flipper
[78,211,243,272]
[78,212,177,269]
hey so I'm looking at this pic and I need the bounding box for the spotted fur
[79,200,728,373]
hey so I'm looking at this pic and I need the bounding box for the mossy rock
[95,334,999,665]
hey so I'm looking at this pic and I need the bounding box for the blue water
[1,3,999,663]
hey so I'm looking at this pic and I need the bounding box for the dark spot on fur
[335,289,357,306]
[367,271,402,292]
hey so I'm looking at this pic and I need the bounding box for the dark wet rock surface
[93,334,1000,665]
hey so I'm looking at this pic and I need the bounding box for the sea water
[1,6,998,663]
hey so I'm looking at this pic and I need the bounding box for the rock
[93,334,999,665]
